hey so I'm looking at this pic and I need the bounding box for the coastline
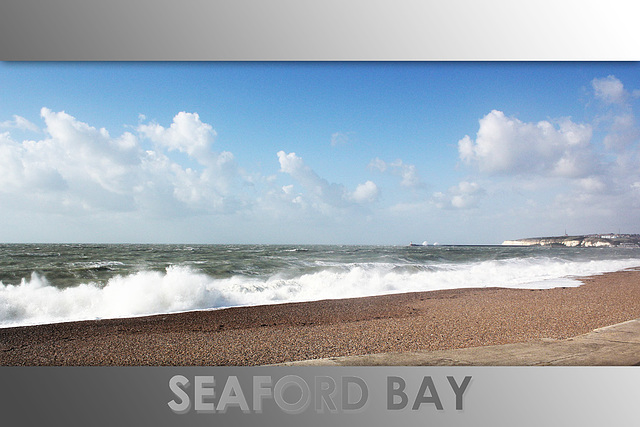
[2,268,640,366]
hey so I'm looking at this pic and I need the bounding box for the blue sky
[1,62,639,244]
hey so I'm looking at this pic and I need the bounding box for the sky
[0,62,639,245]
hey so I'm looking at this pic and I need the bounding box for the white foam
[1,257,639,327]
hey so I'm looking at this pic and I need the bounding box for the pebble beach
[1,268,640,366]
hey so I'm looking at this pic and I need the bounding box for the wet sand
[1,268,640,366]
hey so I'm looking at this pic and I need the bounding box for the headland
[502,234,640,248]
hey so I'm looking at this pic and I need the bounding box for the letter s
[168,375,191,414]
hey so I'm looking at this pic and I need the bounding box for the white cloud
[277,151,308,176]
[457,76,640,228]
[458,110,595,178]
[277,151,328,201]
[0,115,40,133]
[592,75,627,105]
[0,109,244,216]
[351,181,379,203]
[1,109,379,229]
[369,158,423,188]
[40,108,141,194]
[277,150,378,209]
[137,112,218,163]
[433,181,484,210]
[134,121,240,215]
[0,132,67,192]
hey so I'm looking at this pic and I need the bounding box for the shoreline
[2,268,640,366]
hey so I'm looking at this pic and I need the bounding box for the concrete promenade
[276,318,640,366]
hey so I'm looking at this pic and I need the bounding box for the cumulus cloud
[0,132,67,193]
[458,110,595,178]
[0,108,380,227]
[0,109,243,216]
[351,181,379,203]
[277,151,378,209]
[369,158,423,188]
[0,108,142,212]
[433,181,484,210]
[137,112,220,164]
[40,108,141,193]
[457,75,640,229]
[135,114,241,214]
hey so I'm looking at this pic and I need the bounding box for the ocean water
[1,243,640,328]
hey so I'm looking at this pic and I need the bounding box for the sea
[1,243,640,328]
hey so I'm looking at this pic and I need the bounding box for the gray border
[1,366,638,426]
[1,0,639,60]
[1,0,639,425]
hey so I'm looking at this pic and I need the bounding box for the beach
[1,268,639,366]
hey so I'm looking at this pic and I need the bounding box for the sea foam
[1,257,639,327]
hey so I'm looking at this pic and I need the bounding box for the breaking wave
[1,256,640,327]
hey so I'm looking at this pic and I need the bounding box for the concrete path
[276,318,640,366]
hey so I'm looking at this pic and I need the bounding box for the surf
[1,248,639,327]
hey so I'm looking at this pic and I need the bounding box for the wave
[1,257,639,327]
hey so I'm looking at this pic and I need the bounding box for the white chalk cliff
[502,234,640,248]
